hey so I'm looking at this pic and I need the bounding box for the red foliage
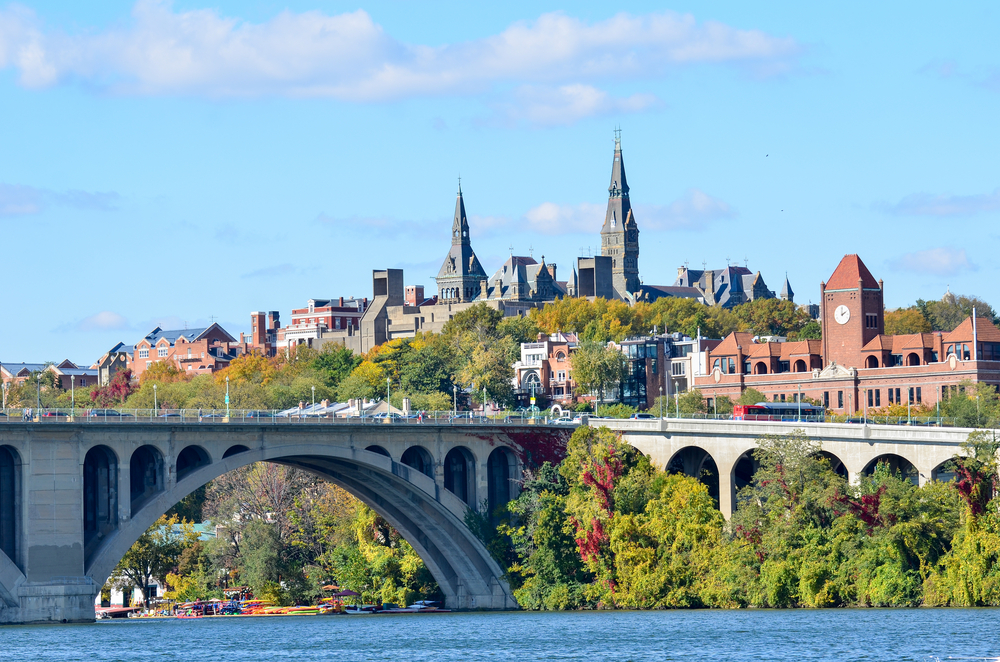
[954,462,994,517]
[735,524,765,563]
[571,516,609,565]
[90,369,136,407]
[760,463,798,505]
[581,448,623,515]
[831,485,894,534]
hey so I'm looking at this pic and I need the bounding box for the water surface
[3,609,998,661]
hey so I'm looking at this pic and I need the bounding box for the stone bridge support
[0,423,569,624]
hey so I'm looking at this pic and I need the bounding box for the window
[158,347,168,357]
[778,361,790,374]
[146,361,152,368]
[187,348,192,358]
[743,360,751,374]
[916,387,922,404]
[780,394,786,402]
[946,344,955,357]
[672,362,686,376]
[838,391,844,408]
[824,391,830,408]
[773,394,779,402]
[335,317,341,329]
[557,371,566,381]
[866,313,878,329]
[868,389,873,407]
[727,358,736,375]
[891,354,903,366]
[875,389,881,406]
[713,359,720,372]
[908,387,914,404]
[556,352,565,362]
[962,344,971,360]
[889,388,894,404]
[80,379,86,387]
[138,347,149,359]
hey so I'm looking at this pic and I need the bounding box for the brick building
[512,332,579,407]
[275,297,368,352]
[694,254,1000,413]
[129,324,243,379]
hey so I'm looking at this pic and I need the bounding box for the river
[2,609,998,661]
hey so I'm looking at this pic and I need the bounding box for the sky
[1,1,998,364]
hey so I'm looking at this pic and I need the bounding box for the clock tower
[820,254,884,369]
[600,130,640,299]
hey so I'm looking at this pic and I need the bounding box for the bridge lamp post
[153,384,158,415]
[71,375,75,417]
[225,376,230,419]
[313,385,317,410]
[797,384,802,422]
[659,386,663,419]
[453,384,457,414]
[36,373,41,413]
[674,379,680,418]
[2,381,7,410]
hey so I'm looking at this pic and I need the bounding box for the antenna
[509,243,514,255]
[614,126,622,144]
[457,175,461,194]
[209,315,217,324]
[529,245,534,258]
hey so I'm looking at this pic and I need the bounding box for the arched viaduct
[602,418,984,519]
[0,418,983,624]
[0,422,569,624]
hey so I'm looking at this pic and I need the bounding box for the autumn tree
[110,515,199,607]
[732,298,814,338]
[90,369,136,407]
[884,307,932,335]
[570,341,626,404]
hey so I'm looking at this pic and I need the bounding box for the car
[244,410,273,418]
[629,413,656,420]
[551,417,577,425]
[157,412,182,419]
[87,409,134,418]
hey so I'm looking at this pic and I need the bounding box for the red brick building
[129,324,244,379]
[276,297,368,351]
[695,254,1000,413]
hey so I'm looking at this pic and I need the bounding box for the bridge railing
[593,412,962,427]
[0,408,575,426]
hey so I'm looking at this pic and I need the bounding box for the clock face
[834,304,851,325]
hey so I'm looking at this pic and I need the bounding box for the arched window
[712,359,720,371]
[865,355,879,368]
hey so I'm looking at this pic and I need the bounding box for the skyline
[1,1,998,362]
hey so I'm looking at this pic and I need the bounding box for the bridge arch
[401,445,434,477]
[862,453,918,484]
[931,459,957,483]
[666,446,720,502]
[87,442,514,610]
[487,447,519,518]
[176,445,211,480]
[0,445,21,566]
[83,445,119,561]
[223,445,250,458]
[816,451,848,480]
[129,445,164,513]
[444,446,476,507]
[365,445,391,458]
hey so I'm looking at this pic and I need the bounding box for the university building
[693,254,1000,412]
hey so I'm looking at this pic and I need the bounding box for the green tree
[110,515,198,607]
[884,307,932,335]
[570,341,626,404]
[310,345,362,389]
[739,388,767,406]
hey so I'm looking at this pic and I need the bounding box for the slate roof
[134,323,235,349]
[1,362,48,377]
[780,274,794,300]
[825,254,880,290]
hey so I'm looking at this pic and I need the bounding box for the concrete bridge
[601,418,983,519]
[0,417,982,624]
[0,421,570,624]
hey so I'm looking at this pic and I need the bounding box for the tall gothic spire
[452,178,470,246]
[599,129,640,298]
[608,129,629,200]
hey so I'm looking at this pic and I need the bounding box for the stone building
[673,264,776,308]
[435,183,487,303]
[600,132,641,299]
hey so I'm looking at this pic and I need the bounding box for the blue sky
[1,1,998,364]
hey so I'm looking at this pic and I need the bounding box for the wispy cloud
[475,189,736,236]
[76,311,130,332]
[0,182,119,217]
[491,85,663,127]
[0,3,800,109]
[889,247,977,277]
[878,188,1000,217]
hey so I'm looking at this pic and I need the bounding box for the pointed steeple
[599,128,640,298]
[780,273,794,302]
[452,178,470,246]
[608,129,629,199]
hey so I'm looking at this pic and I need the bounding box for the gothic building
[435,183,487,303]
[600,133,640,299]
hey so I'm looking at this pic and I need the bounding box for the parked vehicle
[629,412,656,420]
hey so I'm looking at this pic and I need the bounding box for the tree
[90,369,136,407]
[110,515,198,607]
[140,361,187,384]
[570,342,626,404]
[216,352,276,386]
[732,298,814,338]
[884,307,932,335]
[310,345,362,389]
[739,388,767,406]
[917,293,998,331]
[337,360,387,402]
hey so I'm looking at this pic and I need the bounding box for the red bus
[732,402,826,421]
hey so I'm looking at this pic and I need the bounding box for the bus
[732,402,826,422]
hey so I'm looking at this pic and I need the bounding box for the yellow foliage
[215,351,276,386]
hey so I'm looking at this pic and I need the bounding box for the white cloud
[880,188,1000,217]
[637,189,736,230]
[76,311,130,331]
[0,182,118,216]
[494,84,662,127]
[0,2,800,102]
[889,247,977,276]
[476,188,736,236]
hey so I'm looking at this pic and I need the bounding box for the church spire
[452,178,470,246]
[608,128,629,199]
[600,128,640,299]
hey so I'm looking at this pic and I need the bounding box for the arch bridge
[0,422,570,624]
[602,418,985,518]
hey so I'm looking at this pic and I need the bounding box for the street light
[36,372,41,413]
[386,378,390,408]
[71,374,75,417]
[153,383,158,415]
[659,386,663,419]
[225,375,230,419]
[673,379,680,418]
[453,384,457,414]
[312,385,317,410]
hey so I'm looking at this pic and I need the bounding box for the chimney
[547,263,557,280]
[339,297,344,307]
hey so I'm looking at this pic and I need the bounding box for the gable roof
[712,332,755,356]
[825,254,880,291]
[134,323,236,350]
[944,316,1000,344]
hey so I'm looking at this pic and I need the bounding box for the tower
[600,130,640,299]
[435,181,487,303]
[820,254,884,369]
